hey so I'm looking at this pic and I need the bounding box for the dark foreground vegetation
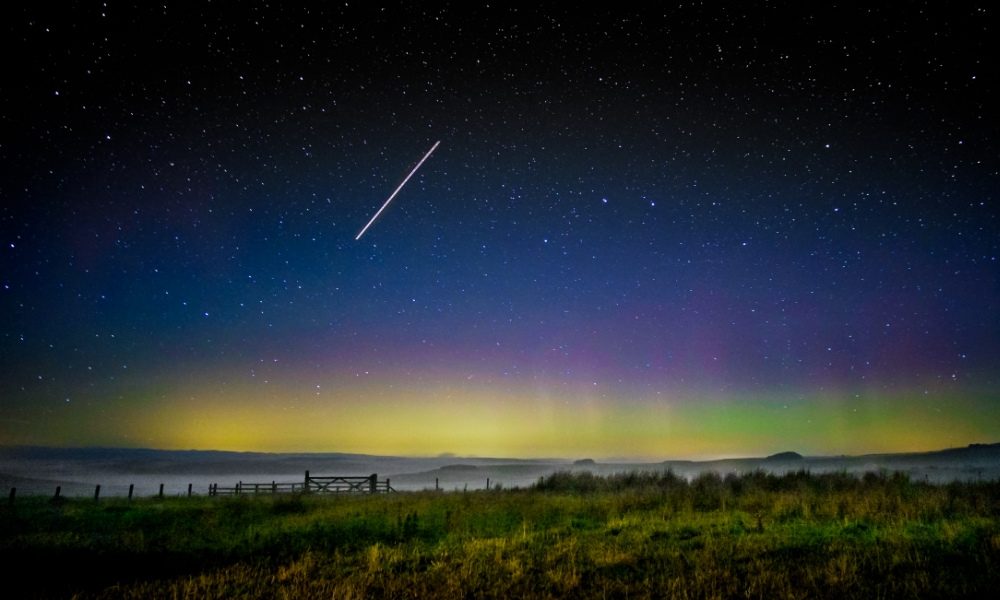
[2,470,999,598]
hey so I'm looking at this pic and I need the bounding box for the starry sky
[1,4,997,458]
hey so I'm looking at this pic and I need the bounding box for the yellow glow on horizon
[127,379,676,457]
[6,372,998,459]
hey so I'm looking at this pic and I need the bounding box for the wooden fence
[5,471,396,504]
[208,481,305,496]
[208,472,394,496]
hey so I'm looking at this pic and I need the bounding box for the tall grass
[2,470,998,598]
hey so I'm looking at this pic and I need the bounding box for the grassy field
[2,470,999,598]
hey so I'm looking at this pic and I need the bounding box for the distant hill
[765,451,804,461]
[854,442,1000,465]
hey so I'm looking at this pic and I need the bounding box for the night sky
[2,4,997,458]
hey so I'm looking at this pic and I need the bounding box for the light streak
[355,140,441,240]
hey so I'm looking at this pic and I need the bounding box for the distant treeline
[533,469,1000,514]
[534,468,952,492]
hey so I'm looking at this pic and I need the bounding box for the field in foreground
[2,471,999,598]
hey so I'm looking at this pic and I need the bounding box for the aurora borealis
[1,4,998,458]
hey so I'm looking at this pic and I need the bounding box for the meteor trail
[356,140,441,240]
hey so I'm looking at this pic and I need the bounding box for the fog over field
[2,444,998,498]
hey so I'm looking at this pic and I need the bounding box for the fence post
[94,485,101,502]
[158,483,164,499]
[237,482,242,495]
[386,478,391,493]
[435,478,439,491]
[8,487,15,506]
[487,478,490,490]
[128,484,134,501]
[369,473,377,494]
[54,486,61,500]
[304,470,310,493]
[272,481,277,494]
[188,483,193,497]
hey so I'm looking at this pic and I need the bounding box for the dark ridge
[439,464,478,471]
[765,451,804,461]
[574,458,596,465]
[964,443,1000,450]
